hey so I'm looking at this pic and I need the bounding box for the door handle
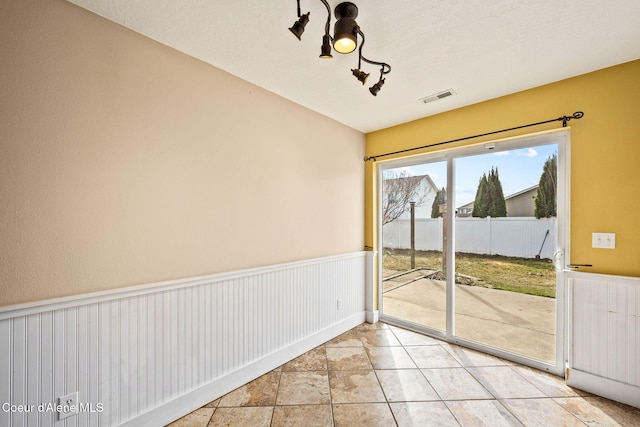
[567,264,593,269]
[553,249,564,271]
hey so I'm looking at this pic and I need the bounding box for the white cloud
[516,148,538,158]
[455,186,478,206]
[493,150,510,156]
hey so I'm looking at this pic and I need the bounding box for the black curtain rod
[364,111,584,162]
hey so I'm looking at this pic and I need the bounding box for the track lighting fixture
[288,0,391,96]
[288,12,310,40]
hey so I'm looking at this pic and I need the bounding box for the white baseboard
[568,368,640,409]
[365,310,379,324]
[124,312,365,426]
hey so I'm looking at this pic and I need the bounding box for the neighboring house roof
[384,174,440,202]
[385,174,438,190]
[456,184,539,217]
[383,174,440,220]
[505,185,538,201]
[505,185,538,217]
[457,200,474,210]
[456,200,474,217]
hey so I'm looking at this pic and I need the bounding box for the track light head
[351,68,369,85]
[369,77,385,96]
[320,35,333,58]
[333,2,358,54]
[289,12,310,41]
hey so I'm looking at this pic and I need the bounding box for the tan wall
[366,60,640,277]
[0,0,365,306]
[506,188,537,217]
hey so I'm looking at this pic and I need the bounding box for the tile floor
[169,323,640,426]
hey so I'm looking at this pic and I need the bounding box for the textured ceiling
[67,0,640,133]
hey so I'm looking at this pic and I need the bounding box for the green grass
[383,249,556,298]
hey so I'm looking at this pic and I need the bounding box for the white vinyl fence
[383,217,557,259]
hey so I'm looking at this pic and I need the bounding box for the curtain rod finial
[562,111,585,127]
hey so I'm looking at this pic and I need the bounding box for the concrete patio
[382,272,556,363]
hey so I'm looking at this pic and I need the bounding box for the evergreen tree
[535,153,557,218]
[431,187,447,218]
[472,174,489,217]
[472,167,507,217]
[487,167,507,217]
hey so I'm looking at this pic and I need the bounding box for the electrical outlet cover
[57,391,79,421]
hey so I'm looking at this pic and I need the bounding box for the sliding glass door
[379,131,568,373]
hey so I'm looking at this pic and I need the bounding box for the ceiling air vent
[419,89,456,104]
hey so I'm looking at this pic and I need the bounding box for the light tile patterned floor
[168,323,640,426]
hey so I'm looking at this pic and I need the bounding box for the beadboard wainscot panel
[0,252,368,426]
[567,271,640,409]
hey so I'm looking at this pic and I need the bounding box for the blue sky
[388,143,558,207]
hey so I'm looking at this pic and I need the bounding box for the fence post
[487,216,492,255]
[410,202,416,269]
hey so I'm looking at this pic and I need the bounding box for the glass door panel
[453,143,559,363]
[381,162,447,332]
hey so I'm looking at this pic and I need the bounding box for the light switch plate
[592,232,615,249]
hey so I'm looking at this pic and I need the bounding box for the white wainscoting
[0,252,368,426]
[567,271,640,409]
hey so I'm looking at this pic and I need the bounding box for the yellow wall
[0,0,364,306]
[366,60,640,277]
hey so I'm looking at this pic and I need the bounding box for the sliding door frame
[377,128,570,376]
